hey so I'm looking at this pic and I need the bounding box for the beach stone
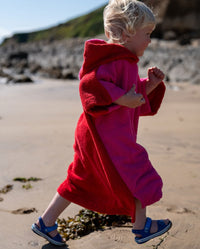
[7,74,33,83]
[62,68,77,79]
[8,51,28,60]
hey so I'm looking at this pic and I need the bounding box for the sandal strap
[38,216,58,233]
[157,219,166,229]
[132,217,152,235]
[144,217,152,233]
[52,233,63,242]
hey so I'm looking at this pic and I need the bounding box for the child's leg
[132,198,147,230]
[133,198,170,236]
[36,192,71,238]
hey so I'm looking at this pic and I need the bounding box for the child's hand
[146,67,165,95]
[125,85,145,108]
[148,67,165,85]
[114,85,145,108]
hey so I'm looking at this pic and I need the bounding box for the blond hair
[104,0,155,44]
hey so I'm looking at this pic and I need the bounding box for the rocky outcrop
[139,39,200,84]
[0,68,33,84]
[0,37,199,84]
[145,0,200,43]
[0,38,85,82]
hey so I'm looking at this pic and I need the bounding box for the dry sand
[0,78,200,249]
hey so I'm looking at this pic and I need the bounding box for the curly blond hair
[104,0,155,44]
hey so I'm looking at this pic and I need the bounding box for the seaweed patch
[13,177,42,190]
[57,209,131,241]
[13,177,42,182]
[0,184,13,194]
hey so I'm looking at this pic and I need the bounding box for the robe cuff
[138,78,152,115]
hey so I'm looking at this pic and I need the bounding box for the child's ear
[105,30,110,39]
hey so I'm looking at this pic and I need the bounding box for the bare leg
[36,192,71,237]
[133,198,169,236]
[132,198,147,230]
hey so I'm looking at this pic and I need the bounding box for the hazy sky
[0,0,108,42]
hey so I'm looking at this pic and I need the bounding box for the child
[32,0,172,246]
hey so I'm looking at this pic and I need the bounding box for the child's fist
[148,67,165,85]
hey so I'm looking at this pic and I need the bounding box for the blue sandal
[31,217,65,246]
[132,217,172,244]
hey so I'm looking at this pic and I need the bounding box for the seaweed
[57,209,131,241]
[13,177,42,182]
[0,184,13,194]
[22,183,32,190]
[13,177,42,190]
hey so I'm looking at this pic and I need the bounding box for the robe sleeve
[96,65,126,102]
[79,60,129,117]
[95,62,127,113]
[138,77,166,116]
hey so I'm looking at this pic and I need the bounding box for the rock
[146,0,200,40]
[192,74,200,85]
[0,37,199,84]
[7,74,33,84]
[139,39,200,84]
[8,51,28,60]
[0,69,8,77]
[163,31,177,40]
[29,63,41,74]
[62,68,77,79]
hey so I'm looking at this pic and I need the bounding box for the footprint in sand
[12,208,38,214]
[0,207,37,214]
[166,206,195,214]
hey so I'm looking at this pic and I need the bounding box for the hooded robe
[57,39,165,221]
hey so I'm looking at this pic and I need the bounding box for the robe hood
[79,39,139,79]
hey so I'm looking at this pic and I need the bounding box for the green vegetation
[13,177,42,190]
[22,183,32,190]
[13,177,42,182]
[3,5,105,45]
[0,184,13,194]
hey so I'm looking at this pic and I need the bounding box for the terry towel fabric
[57,39,165,221]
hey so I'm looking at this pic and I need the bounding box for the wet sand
[0,78,200,249]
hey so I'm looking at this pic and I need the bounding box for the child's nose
[148,37,151,43]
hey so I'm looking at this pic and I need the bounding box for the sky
[0,0,108,43]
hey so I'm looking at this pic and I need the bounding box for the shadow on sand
[42,243,69,249]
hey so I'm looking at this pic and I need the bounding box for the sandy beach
[0,78,200,249]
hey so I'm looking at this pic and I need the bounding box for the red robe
[57,39,165,221]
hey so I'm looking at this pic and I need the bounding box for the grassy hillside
[3,5,105,44]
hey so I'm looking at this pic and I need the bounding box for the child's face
[123,24,155,57]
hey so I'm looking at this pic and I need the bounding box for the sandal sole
[135,221,172,244]
[31,223,66,246]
